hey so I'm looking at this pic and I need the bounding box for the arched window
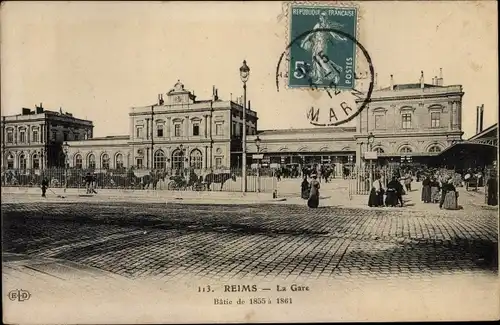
[374,147,385,154]
[101,154,110,170]
[7,154,14,169]
[154,150,166,170]
[115,153,124,169]
[171,149,184,170]
[428,145,441,153]
[75,154,83,169]
[88,154,96,169]
[190,149,203,169]
[19,154,27,170]
[32,154,40,169]
[400,146,412,153]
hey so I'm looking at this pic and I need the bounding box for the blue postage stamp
[288,4,358,90]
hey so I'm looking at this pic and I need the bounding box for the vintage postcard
[1,1,498,323]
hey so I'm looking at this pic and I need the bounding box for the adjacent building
[247,69,464,168]
[1,70,472,172]
[1,104,93,169]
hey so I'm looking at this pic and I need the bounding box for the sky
[1,1,498,139]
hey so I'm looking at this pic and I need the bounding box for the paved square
[2,202,497,283]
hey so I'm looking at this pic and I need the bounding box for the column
[204,115,208,138]
[457,102,462,130]
[27,125,30,144]
[166,117,171,139]
[129,117,134,141]
[27,150,32,169]
[145,148,150,168]
[356,143,363,168]
[145,118,150,140]
[204,146,208,168]
[185,116,189,138]
[452,102,459,129]
[14,126,18,144]
[449,102,453,129]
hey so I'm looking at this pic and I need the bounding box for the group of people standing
[368,174,405,207]
[421,175,461,210]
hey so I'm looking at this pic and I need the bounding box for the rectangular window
[7,131,13,143]
[402,113,412,129]
[136,126,143,138]
[32,130,39,142]
[239,124,243,136]
[374,115,385,130]
[215,123,223,136]
[157,125,164,137]
[215,157,223,168]
[193,123,200,136]
[19,131,26,143]
[174,124,182,137]
[63,132,68,141]
[136,158,143,169]
[232,122,236,136]
[431,112,440,128]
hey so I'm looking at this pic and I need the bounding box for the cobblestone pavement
[2,202,498,282]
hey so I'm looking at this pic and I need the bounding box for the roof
[468,123,498,141]
[256,126,356,136]
[86,135,130,141]
[379,83,442,91]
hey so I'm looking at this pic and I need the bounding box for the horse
[204,172,237,191]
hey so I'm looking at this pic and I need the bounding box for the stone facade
[247,71,464,168]
[2,72,466,171]
[1,105,94,169]
[65,80,258,170]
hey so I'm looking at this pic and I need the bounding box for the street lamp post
[367,132,375,190]
[240,60,250,193]
[63,141,70,192]
[255,135,261,193]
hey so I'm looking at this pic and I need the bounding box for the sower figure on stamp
[307,173,320,208]
[300,11,347,84]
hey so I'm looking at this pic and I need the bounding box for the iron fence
[1,167,277,193]
[348,165,399,196]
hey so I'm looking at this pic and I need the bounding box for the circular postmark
[276,27,374,127]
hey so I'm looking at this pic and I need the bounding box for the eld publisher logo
[8,289,31,302]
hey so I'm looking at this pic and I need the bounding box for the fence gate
[348,165,398,197]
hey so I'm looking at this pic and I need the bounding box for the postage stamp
[287,3,358,90]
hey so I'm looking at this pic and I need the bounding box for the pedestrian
[486,172,498,206]
[300,175,310,200]
[430,177,440,203]
[307,173,320,208]
[385,176,400,207]
[368,174,383,207]
[41,177,49,197]
[421,175,432,203]
[85,172,93,194]
[441,178,459,210]
[404,172,412,192]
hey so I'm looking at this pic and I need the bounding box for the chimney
[230,93,232,101]
[479,104,484,133]
[476,106,480,134]
[248,100,251,111]
[420,70,424,89]
[215,89,218,100]
[212,85,216,100]
[436,68,443,86]
[390,75,394,90]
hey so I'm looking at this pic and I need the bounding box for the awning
[436,142,497,161]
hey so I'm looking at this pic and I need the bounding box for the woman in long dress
[368,175,383,207]
[307,174,321,208]
[442,179,459,210]
[430,177,440,203]
[301,176,310,200]
[486,174,498,206]
[421,175,432,203]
